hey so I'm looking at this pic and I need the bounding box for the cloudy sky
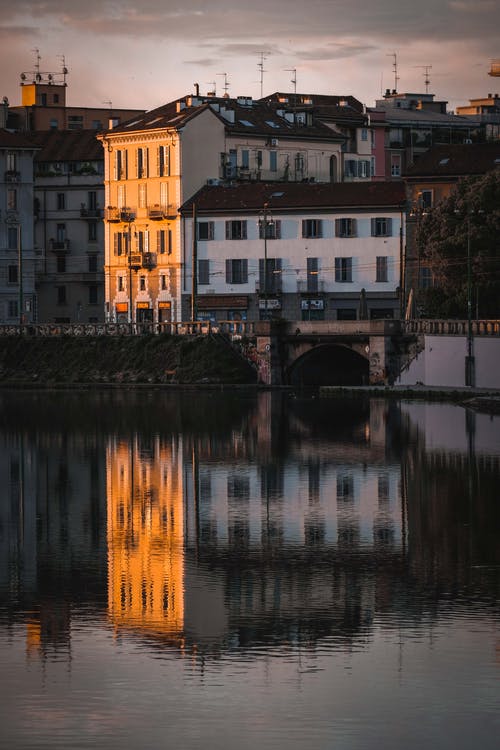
[1,0,499,114]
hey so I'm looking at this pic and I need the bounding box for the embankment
[0,334,258,387]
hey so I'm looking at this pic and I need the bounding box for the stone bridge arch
[285,342,370,387]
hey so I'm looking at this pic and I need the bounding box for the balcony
[142,252,157,269]
[4,170,21,183]
[148,204,178,220]
[50,239,70,251]
[129,254,143,270]
[80,206,102,219]
[105,207,136,223]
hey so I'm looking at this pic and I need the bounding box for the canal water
[0,390,498,750]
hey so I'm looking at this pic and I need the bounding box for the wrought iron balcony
[80,206,102,219]
[50,239,70,251]
[4,170,21,183]
[142,252,157,269]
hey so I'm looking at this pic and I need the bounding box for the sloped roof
[373,105,477,127]
[181,181,406,214]
[261,92,365,113]
[0,128,40,150]
[405,142,500,177]
[29,129,103,162]
[104,95,345,142]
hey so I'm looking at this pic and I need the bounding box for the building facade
[0,130,39,324]
[181,181,406,322]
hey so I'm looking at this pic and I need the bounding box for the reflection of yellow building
[106,436,185,637]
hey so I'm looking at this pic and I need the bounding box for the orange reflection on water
[106,436,184,637]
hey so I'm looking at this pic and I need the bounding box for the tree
[416,169,500,318]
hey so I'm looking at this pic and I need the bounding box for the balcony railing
[105,207,136,223]
[142,252,157,269]
[148,204,178,220]
[4,170,21,183]
[80,207,102,219]
[297,279,326,293]
[49,239,70,251]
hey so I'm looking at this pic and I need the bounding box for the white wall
[398,335,500,388]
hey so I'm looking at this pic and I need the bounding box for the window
[57,286,67,305]
[420,190,433,210]
[68,115,83,129]
[197,221,215,241]
[88,255,98,273]
[137,231,149,253]
[88,285,98,305]
[225,220,247,240]
[357,160,370,178]
[50,118,58,130]
[139,275,146,291]
[345,160,357,178]
[198,259,210,285]
[160,182,168,209]
[335,257,353,283]
[158,145,170,177]
[56,255,66,273]
[8,265,18,284]
[161,274,167,290]
[371,217,393,237]
[88,221,98,242]
[226,259,248,284]
[115,150,128,180]
[376,256,388,282]
[7,152,17,171]
[138,183,147,208]
[118,276,124,292]
[335,218,357,237]
[156,229,172,255]
[88,191,98,210]
[8,300,18,318]
[259,218,281,240]
[307,257,319,292]
[7,227,18,250]
[56,223,66,242]
[136,147,148,178]
[270,151,278,172]
[259,258,282,293]
[117,184,126,208]
[241,150,249,169]
[57,192,65,210]
[7,189,17,210]
[391,155,401,177]
[114,232,128,256]
[302,219,322,238]
[361,128,368,141]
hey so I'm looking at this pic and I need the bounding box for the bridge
[1,318,499,388]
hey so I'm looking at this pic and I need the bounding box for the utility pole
[191,203,197,321]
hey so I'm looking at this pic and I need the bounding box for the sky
[0,0,499,114]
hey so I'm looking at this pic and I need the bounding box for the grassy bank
[0,334,258,386]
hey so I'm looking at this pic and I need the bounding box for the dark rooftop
[0,128,40,150]
[181,181,406,214]
[28,130,103,162]
[405,142,500,177]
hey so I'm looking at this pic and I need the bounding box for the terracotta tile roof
[28,130,103,162]
[0,128,40,149]
[404,142,500,177]
[181,181,406,214]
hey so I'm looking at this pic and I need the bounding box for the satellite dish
[48,74,53,81]
[20,73,26,81]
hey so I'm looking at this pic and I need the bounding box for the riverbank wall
[0,334,258,386]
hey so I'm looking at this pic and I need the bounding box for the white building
[181,181,406,322]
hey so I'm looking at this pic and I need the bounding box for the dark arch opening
[287,344,369,387]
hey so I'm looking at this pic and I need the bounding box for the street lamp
[258,202,274,320]
[124,214,140,328]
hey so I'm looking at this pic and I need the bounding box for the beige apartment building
[98,92,347,324]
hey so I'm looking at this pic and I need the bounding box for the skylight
[125,120,143,128]
[439,158,450,165]
[146,117,163,126]
[265,120,280,129]
[270,191,284,198]
[239,119,255,127]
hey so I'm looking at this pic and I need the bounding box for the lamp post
[259,202,273,320]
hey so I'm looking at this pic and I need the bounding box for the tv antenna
[387,52,399,92]
[258,52,268,98]
[206,81,216,96]
[285,68,297,96]
[217,72,230,97]
[414,65,432,94]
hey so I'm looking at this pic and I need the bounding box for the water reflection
[0,390,498,748]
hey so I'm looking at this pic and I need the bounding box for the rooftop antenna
[285,67,297,96]
[57,55,69,85]
[414,65,432,94]
[32,48,41,82]
[217,72,230,97]
[258,52,268,98]
[387,52,399,92]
